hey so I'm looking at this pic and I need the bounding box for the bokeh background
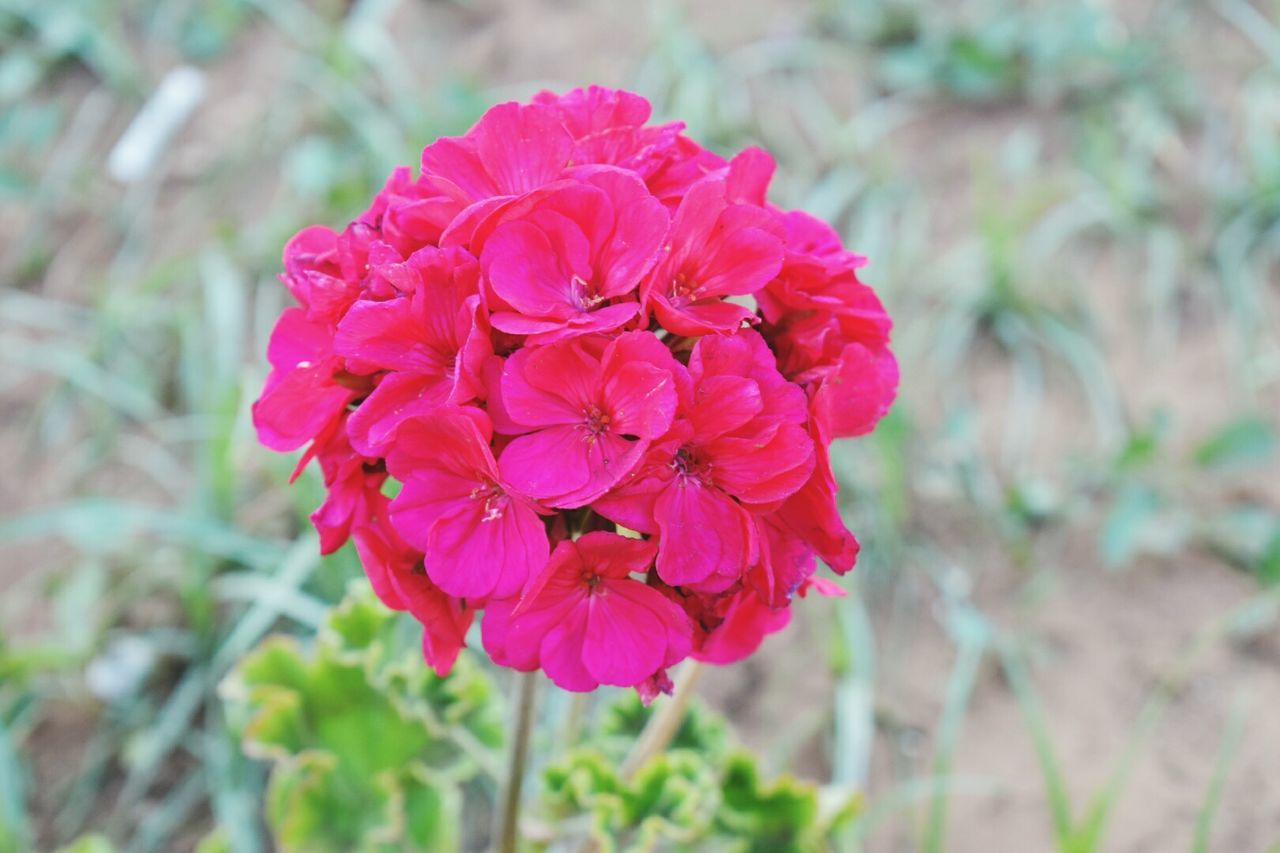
[3,0,1280,849]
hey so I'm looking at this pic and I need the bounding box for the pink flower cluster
[253,87,897,697]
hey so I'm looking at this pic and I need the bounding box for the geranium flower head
[253,86,897,696]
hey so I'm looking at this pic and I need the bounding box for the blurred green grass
[1,0,1279,850]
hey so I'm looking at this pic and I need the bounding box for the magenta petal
[589,459,672,535]
[490,312,567,336]
[253,364,352,452]
[498,426,595,504]
[562,432,647,509]
[603,362,678,439]
[572,530,659,577]
[539,606,597,692]
[581,586,666,687]
[689,375,762,440]
[523,302,641,345]
[398,578,472,677]
[421,137,496,201]
[709,423,816,505]
[347,372,448,456]
[502,343,599,426]
[387,467,482,552]
[483,593,574,672]
[653,481,755,586]
[812,343,900,439]
[425,498,546,599]
[698,225,784,297]
[335,297,444,374]
[352,523,409,612]
[654,297,758,337]
[484,221,579,318]
[473,102,575,195]
[695,590,791,665]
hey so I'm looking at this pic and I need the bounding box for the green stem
[494,671,538,853]
[619,659,704,779]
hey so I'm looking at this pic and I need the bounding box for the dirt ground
[5,0,1279,850]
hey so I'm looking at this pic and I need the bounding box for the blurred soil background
[2,0,1279,850]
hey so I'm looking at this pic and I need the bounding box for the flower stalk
[495,670,539,853]
[619,659,705,779]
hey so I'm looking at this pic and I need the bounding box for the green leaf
[597,693,728,763]
[222,586,501,852]
[1193,417,1277,469]
[716,752,823,852]
[542,696,857,852]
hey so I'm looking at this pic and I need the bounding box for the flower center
[668,271,699,305]
[583,404,612,437]
[580,570,603,592]
[671,445,711,485]
[571,274,606,310]
[469,479,507,522]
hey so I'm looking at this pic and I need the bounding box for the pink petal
[653,297,758,337]
[725,147,775,205]
[602,361,678,439]
[581,585,666,686]
[472,102,575,195]
[500,427,644,508]
[708,423,816,505]
[388,466,484,552]
[747,516,817,608]
[253,363,352,452]
[425,497,547,599]
[694,590,790,665]
[501,342,600,427]
[575,168,669,296]
[653,480,756,587]
[481,593,576,672]
[812,342,900,439]
[352,521,411,612]
[696,224,784,297]
[689,375,762,440]
[346,372,449,456]
[775,439,860,574]
[483,220,583,319]
[571,530,659,578]
[421,137,497,201]
[385,409,496,481]
[522,302,641,345]
[489,312,570,336]
[539,606,597,691]
[497,425,593,502]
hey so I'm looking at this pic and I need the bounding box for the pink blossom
[333,246,491,455]
[307,419,385,555]
[386,408,549,601]
[532,86,684,178]
[479,167,668,343]
[642,175,784,336]
[759,210,899,438]
[482,532,691,692]
[352,513,472,676]
[495,331,680,507]
[252,307,363,452]
[594,330,814,590]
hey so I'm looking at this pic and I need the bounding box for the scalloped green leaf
[222,586,501,852]
[597,693,728,761]
[716,752,826,852]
